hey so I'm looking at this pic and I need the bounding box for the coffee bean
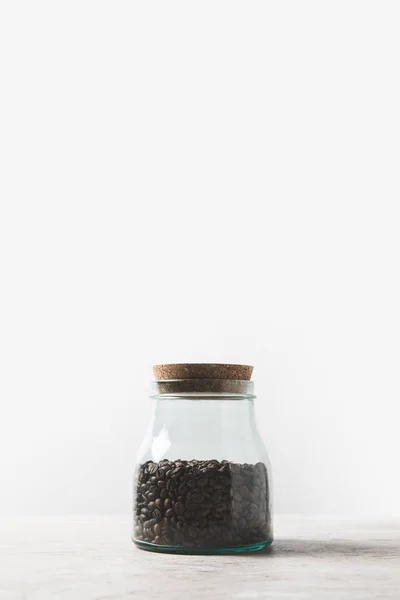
[175,501,184,515]
[222,530,233,542]
[213,481,224,490]
[144,518,156,529]
[213,490,221,504]
[191,493,203,504]
[206,467,218,478]
[174,531,184,543]
[166,508,174,518]
[239,485,248,497]
[160,488,168,499]
[171,468,183,480]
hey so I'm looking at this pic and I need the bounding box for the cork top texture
[153,363,253,381]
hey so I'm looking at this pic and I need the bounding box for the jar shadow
[245,539,400,559]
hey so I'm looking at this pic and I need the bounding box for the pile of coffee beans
[133,459,271,550]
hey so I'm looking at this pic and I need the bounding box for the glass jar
[132,364,273,554]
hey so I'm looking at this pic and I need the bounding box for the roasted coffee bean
[175,531,184,543]
[222,530,233,542]
[149,463,158,475]
[213,490,221,504]
[240,485,248,497]
[213,480,225,490]
[144,518,156,529]
[175,501,184,515]
[191,493,203,504]
[171,468,183,480]
[133,459,271,550]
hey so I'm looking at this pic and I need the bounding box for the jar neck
[152,396,256,426]
[146,397,260,463]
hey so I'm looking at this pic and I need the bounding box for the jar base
[133,537,273,555]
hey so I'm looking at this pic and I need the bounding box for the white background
[0,1,399,517]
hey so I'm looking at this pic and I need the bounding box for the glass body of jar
[132,378,273,554]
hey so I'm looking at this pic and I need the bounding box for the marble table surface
[0,516,399,599]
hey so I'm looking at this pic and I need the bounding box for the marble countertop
[1,516,399,599]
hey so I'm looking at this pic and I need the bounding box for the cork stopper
[153,363,253,381]
[152,364,254,395]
